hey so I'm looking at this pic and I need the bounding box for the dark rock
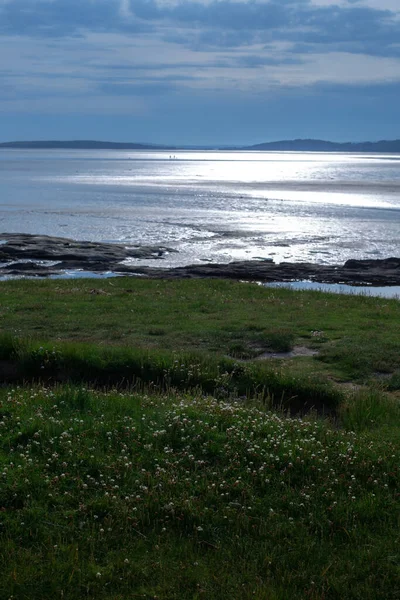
[2,262,53,272]
[0,233,400,287]
[344,258,400,270]
[3,268,61,277]
[124,258,400,286]
[0,233,176,276]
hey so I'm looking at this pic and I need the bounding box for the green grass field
[0,278,399,598]
[2,277,400,387]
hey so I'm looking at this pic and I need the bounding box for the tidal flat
[0,278,399,599]
[2,149,400,267]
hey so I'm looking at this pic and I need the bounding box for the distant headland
[0,140,172,150]
[1,138,400,153]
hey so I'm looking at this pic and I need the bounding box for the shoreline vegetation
[0,276,399,598]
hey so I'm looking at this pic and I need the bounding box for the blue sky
[0,0,399,145]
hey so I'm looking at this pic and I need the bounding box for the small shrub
[260,328,295,353]
[227,342,259,360]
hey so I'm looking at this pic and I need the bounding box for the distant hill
[244,138,400,153]
[0,140,175,150]
[1,138,400,152]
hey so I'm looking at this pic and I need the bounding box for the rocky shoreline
[1,233,400,286]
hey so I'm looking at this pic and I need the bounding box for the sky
[0,0,400,145]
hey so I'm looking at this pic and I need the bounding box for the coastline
[0,243,399,599]
[1,232,400,287]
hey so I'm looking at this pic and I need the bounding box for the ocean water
[1,148,399,268]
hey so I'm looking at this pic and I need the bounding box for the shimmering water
[1,148,399,267]
[265,281,400,298]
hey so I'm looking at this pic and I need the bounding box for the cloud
[1,0,400,144]
[0,0,151,37]
[234,54,305,68]
[0,1,398,45]
[99,77,196,97]
[1,1,399,64]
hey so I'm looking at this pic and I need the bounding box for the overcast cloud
[0,0,399,144]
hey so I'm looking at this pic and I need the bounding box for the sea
[1,148,400,270]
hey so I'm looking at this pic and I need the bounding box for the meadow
[2,277,400,388]
[0,277,399,599]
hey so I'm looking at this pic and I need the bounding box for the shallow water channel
[264,280,400,299]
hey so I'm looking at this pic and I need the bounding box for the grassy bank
[0,278,399,598]
[0,385,398,599]
[1,277,400,390]
[0,333,344,414]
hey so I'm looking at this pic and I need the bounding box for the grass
[339,388,400,432]
[0,277,399,598]
[0,335,342,414]
[0,385,398,600]
[1,277,400,388]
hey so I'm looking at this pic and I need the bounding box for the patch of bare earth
[255,346,319,361]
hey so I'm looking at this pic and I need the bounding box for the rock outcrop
[128,258,400,285]
[1,233,400,286]
[0,233,175,276]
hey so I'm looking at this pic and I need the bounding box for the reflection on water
[265,281,400,299]
[0,148,399,267]
[0,271,122,281]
